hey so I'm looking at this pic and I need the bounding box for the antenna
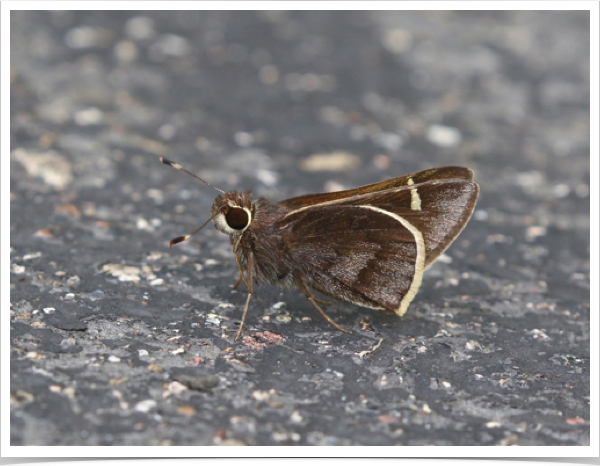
[169,211,220,247]
[160,158,225,247]
[160,157,225,194]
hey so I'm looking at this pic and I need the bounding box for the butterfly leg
[299,282,353,335]
[233,239,252,292]
[234,292,252,342]
[313,297,332,306]
[233,238,254,342]
[232,272,244,290]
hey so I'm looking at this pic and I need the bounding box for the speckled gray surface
[10,11,590,446]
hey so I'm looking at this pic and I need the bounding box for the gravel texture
[9,10,590,446]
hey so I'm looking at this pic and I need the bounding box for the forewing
[277,205,425,315]
[280,166,474,209]
[346,179,479,268]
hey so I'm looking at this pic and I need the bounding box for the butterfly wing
[277,204,425,315]
[276,178,479,315]
[279,166,474,210]
[352,178,480,268]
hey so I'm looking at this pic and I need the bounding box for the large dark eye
[225,208,249,230]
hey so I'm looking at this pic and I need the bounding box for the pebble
[74,107,104,126]
[125,16,155,41]
[134,399,157,413]
[165,381,188,395]
[299,152,360,172]
[426,124,462,148]
[177,405,196,416]
[65,26,113,49]
[66,276,81,287]
[174,374,220,391]
[12,149,73,190]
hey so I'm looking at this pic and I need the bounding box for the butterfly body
[209,167,478,318]
[161,158,479,340]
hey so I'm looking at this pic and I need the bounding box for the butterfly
[161,158,479,341]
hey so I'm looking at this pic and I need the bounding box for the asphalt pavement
[9,10,590,446]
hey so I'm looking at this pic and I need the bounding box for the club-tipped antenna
[160,157,225,194]
[169,210,220,248]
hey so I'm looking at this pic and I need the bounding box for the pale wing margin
[358,206,425,316]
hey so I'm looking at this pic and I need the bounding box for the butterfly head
[211,191,253,236]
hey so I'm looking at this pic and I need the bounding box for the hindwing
[276,204,424,315]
